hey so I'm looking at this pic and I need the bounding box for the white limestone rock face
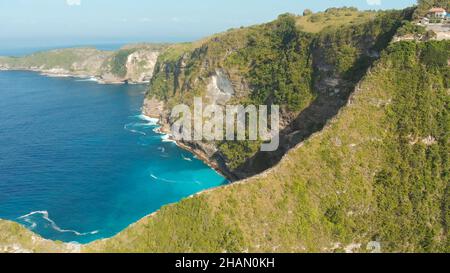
[99,49,160,84]
[0,46,162,84]
[71,52,110,75]
[206,69,235,105]
[125,50,160,83]
[142,96,165,119]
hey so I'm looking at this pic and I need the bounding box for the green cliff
[2,35,447,254]
[0,43,168,84]
[0,6,448,253]
[143,8,412,179]
[83,40,449,253]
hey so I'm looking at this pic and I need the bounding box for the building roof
[429,8,446,13]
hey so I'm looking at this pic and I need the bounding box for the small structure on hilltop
[419,8,449,25]
[427,7,447,18]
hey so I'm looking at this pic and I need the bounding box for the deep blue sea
[0,71,228,244]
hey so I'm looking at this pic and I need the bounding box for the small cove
[0,71,228,243]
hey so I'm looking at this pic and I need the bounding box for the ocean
[0,71,228,244]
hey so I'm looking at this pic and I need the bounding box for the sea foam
[18,211,99,236]
[137,114,159,125]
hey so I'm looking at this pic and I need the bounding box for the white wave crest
[182,155,192,162]
[76,77,98,82]
[18,211,99,236]
[137,114,159,125]
[161,134,176,143]
[124,123,147,136]
[149,173,183,184]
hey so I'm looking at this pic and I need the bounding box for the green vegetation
[120,43,169,52]
[0,44,168,82]
[147,7,389,104]
[0,220,69,253]
[0,48,109,72]
[108,49,135,77]
[421,41,450,66]
[414,0,450,18]
[2,39,447,253]
[147,8,411,171]
[314,10,409,80]
[103,44,170,78]
[223,9,410,170]
[226,14,315,110]
[0,5,448,253]
[295,7,377,33]
[371,41,449,251]
[397,21,428,36]
[218,140,262,170]
[303,9,313,16]
[84,40,448,253]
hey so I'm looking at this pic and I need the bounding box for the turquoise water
[0,71,228,244]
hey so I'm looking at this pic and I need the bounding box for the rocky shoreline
[0,67,151,85]
[141,96,238,181]
[0,46,163,85]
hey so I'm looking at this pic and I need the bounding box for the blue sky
[0,0,416,48]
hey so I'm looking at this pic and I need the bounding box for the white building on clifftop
[427,7,447,18]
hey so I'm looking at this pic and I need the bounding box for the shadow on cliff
[230,47,389,179]
[231,81,354,179]
[226,9,414,180]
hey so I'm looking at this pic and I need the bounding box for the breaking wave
[136,114,159,125]
[75,77,99,82]
[149,173,201,185]
[18,211,99,236]
[124,114,160,136]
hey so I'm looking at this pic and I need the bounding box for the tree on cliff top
[303,9,313,16]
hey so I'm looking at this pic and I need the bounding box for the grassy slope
[83,41,449,253]
[0,220,71,253]
[0,40,447,255]
[147,9,379,104]
[0,43,169,77]
[0,48,111,71]
[147,9,408,172]
[0,9,448,253]
[152,6,377,63]
[295,8,377,33]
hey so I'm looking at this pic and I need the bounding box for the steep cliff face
[2,38,447,253]
[98,45,164,84]
[144,8,412,179]
[125,50,159,82]
[143,66,244,178]
[97,40,449,253]
[0,44,167,84]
